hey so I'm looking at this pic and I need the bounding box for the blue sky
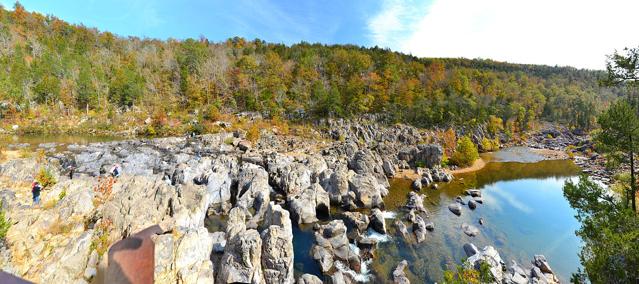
[0,0,392,46]
[1,0,638,69]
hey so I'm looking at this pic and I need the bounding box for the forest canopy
[0,3,623,133]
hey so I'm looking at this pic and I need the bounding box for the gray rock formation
[448,203,462,216]
[392,260,410,284]
[369,208,387,234]
[297,274,323,284]
[217,229,264,284]
[287,183,330,224]
[311,220,361,275]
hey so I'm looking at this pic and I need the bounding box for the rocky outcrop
[287,183,330,224]
[217,229,264,284]
[261,203,294,284]
[261,226,294,284]
[342,212,370,233]
[311,220,361,275]
[369,208,387,234]
[464,245,505,281]
[297,274,323,284]
[101,175,176,237]
[236,163,272,221]
[393,260,410,284]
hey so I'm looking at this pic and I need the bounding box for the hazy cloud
[369,0,639,69]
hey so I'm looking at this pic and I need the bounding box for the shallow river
[294,147,582,283]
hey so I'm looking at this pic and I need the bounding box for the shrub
[203,105,220,121]
[481,137,499,152]
[142,125,157,137]
[223,136,234,145]
[90,219,113,256]
[441,128,457,157]
[36,167,57,189]
[0,202,10,240]
[487,115,503,135]
[443,264,480,284]
[58,188,67,200]
[451,136,479,167]
[246,124,260,143]
[0,145,5,161]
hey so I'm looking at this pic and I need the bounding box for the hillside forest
[0,3,624,135]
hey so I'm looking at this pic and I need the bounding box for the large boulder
[41,230,94,283]
[102,175,176,237]
[175,227,215,283]
[311,220,360,275]
[319,164,351,205]
[297,274,323,284]
[342,212,370,233]
[392,260,410,284]
[412,215,427,243]
[348,173,387,209]
[349,149,389,188]
[504,260,529,284]
[217,229,264,284]
[206,155,238,214]
[261,226,294,284]
[236,163,271,218]
[414,144,443,168]
[465,246,505,281]
[405,192,426,213]
[398,144,443,168]
[287,183,330,224]
[173,184,210,230]
[369,208,387,234]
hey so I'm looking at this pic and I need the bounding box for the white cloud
[367,0,427,48]
[370,0,639,69]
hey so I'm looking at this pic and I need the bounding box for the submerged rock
[462,223,480,237]
[468,199,477,210]
[448,203,462,216]
[463,243,479,257]
[393,260,410,284]
[394,220,409,239]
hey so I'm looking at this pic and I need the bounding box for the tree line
[0,3,623,132]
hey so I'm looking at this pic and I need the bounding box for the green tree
[563,176,639,283]
[109,64,144,108]
[595,100,639,211]
[451,135,479,167]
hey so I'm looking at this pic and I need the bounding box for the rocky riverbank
[0,119,566,283]
[525,124,611,184]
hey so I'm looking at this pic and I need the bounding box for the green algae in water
[376,155,582,283]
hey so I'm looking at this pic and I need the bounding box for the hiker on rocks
[31,181,42,206]
[110,163,122,178]
[68,165,75,180]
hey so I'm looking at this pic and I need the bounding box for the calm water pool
[378,150,581,283]
[294,148,583,283]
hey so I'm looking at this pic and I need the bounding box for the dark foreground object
[106,225,164,284]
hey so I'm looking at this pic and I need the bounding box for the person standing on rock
[31,180,42,206]
[110,163,122,178]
